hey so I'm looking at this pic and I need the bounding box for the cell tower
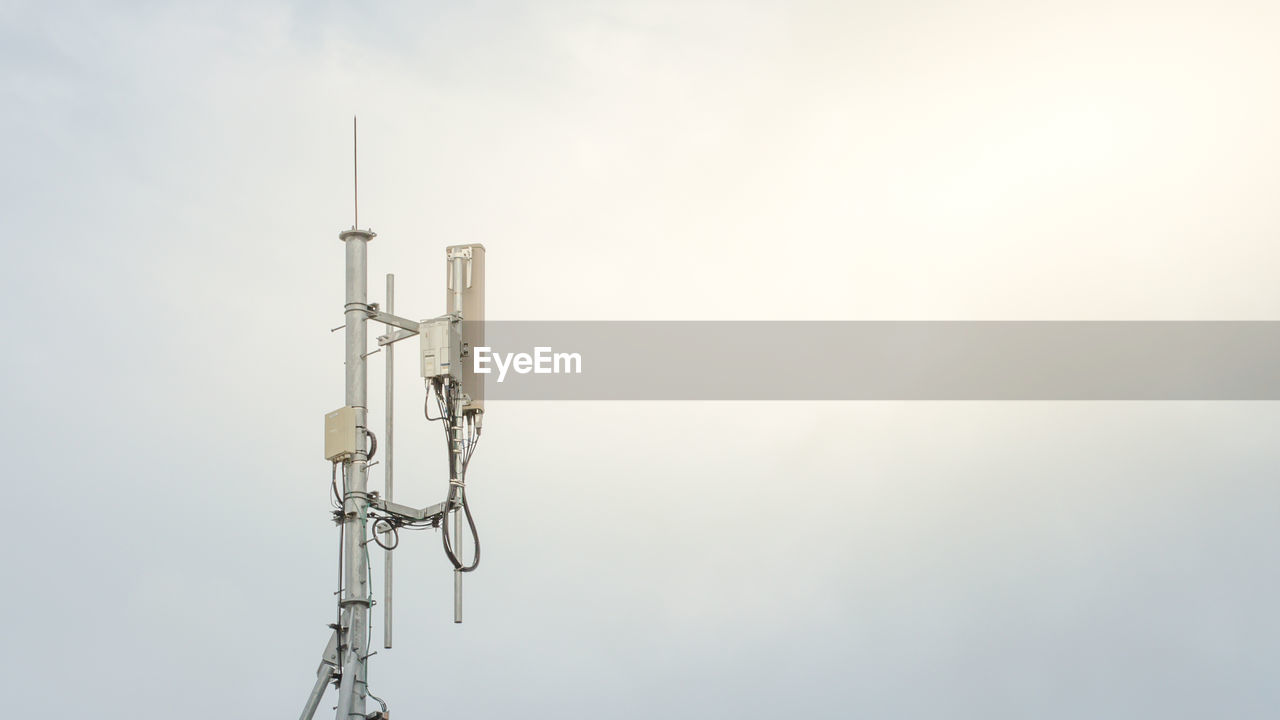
[299,119,487,720]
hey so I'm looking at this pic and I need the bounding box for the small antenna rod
[353,116,359,228]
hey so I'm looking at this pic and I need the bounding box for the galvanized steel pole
[450,254,465,624]
[383,272,394,649]
[336,226,375,719]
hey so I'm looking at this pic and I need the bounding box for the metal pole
[453,499,462,623]
[450,255,465,624]
[383,273,394,649]
[336,227,374,720]
[301,665,335,720]
[299,630,340,720]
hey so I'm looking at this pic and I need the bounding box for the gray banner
[460,321,1280,400]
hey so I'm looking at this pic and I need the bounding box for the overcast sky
[4,1,1280,717]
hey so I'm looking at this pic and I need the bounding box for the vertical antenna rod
[384,273,395,649]
[450,254,465,624]
[353,116,359,228]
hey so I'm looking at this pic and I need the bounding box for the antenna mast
[299,120,488,720]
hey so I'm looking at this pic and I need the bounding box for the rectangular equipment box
[324,406,360,461]
[420,316,459,379]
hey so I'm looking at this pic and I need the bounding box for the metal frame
[301,125,485,719]
[300,231,471,720]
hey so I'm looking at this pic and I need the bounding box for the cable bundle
[429,378,481,572]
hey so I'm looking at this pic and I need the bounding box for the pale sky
[4,1,1279,717]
